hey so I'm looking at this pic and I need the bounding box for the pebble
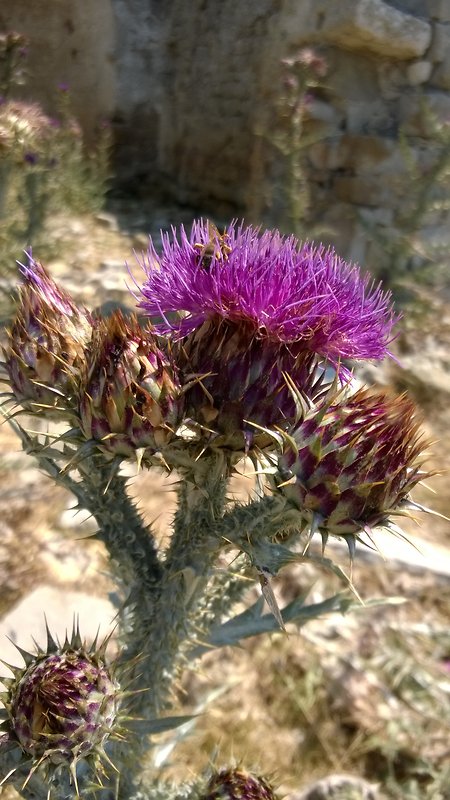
[0,586,117,674]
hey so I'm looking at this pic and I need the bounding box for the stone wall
[2,0,450,275]
[0,0,115,144]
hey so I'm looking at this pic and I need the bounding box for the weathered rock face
[0,0,115,143]
[2,0,450,277]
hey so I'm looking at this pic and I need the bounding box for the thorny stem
[132,453,229,717]
[117,454,229,799]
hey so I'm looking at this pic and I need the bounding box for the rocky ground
[0,208,450,800]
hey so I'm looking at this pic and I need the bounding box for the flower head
[137,221,396,367]
[0,100,52,158]
[79,310,183,459]
[275,387,431,541]
[176,318,327,452]
[4,256,93,416]
[0,625,121,789]
[202,768,276,800]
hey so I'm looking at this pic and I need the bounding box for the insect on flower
[258,566,286,633]
[194,221,231,270]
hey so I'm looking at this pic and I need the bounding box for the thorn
[5,638,35,667]
[69,760,80,797]
[71,616,82,650]
[0,767,16,787]
[44,616,59,653]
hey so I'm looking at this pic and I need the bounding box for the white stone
[428,0,450,22]
[428,22,450,63]
[407,60,433,85]
[0,586,117,674]
[318,0,432,59]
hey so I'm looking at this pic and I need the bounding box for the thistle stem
[116,455,229,799]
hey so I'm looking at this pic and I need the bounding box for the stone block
[338,134,397,172]
[407,60,433,85]
[400,91,450,136]
[428,0,450,22]
[304,98,343,126]
[308,139,348,170]
[359,206,394,226]
[431,56,450,90]
[428,22,450,63]
[334,174,402,207]
[316,0,431,59]
[345,99,394,133]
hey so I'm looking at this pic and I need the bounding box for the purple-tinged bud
[176,318,327,452]
[3,258,93,417]
[276,387,433,544]
[0,626,121,787]
[202,768,276,800]
[79,310,183,458]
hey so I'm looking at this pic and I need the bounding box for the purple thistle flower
[136,221,397,367]
[24,151,38,165]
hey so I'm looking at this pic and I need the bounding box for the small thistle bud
[0,100,52,160]
[4,257,92,417]
[202,768,276,800]
[79,310,183,458]
[0,626,121,788]
[276,387,432,543]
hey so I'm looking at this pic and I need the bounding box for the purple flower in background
[24,151,38,165]
[137,221,396,367]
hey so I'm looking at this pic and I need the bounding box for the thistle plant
[0,220,439,800]
[0,32,111,298]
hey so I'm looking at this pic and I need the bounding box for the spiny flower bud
[3,257,92,417]
[275,387,432,545]
[202,768,276,800]
[0,625,121,789]
[177,318,327,451]
[0,100,52,160]
[79,310,183,459]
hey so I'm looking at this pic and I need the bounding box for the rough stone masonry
[2,0,450,277]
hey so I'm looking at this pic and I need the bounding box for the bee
[194,221,231,270]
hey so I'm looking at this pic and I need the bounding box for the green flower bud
[276,387,431,541]
[79,310,183,459]
[4,257,92,418]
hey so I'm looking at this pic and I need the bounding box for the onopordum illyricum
[0,220,438,800]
